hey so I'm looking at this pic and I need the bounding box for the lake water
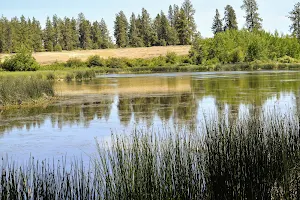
[0,71,300,161]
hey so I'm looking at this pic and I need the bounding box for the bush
[65,58,86,68]
[87,55,106,67]
[54,44,62,52]
[106,58,126,68]
[278,56,296,63]
[166,52,178,64]
[2,48,39,71]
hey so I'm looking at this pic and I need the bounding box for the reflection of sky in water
[0,71,299,163]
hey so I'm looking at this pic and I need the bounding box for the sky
[1,0,299,38]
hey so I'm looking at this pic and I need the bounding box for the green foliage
[241,0,263,31]
[212,9,223,35]
[289,2,300,40]
[191,29,300,64]
[54,44,62,52]
[65,58,86,68]
[278,55,297,63]
[166,52,179,64]
[2,48,39,71]
[87,55,106,67]
[106,58,126,68]
[114,11,128,48]
[224,5,238,31]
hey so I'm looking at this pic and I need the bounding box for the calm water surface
[0,71,300,161]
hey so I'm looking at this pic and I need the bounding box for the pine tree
[31,17,43,52]
[241,0,263,31]
[70,18,79,49]
[18,16,31,50]
[44,17,54,51]
[168,5,174,27]
[212,9,223,35]
[61,17,73,50]
[182,0,196,41]
[128,13,143,47]
[176,9,190,45]
[114,11,128,48]
[91,21,102,49]
[78,13,92,49]
[52,15,64,50]
[140,8,153,47]
[100,19,112,49]
[289,2,300,40]
[224,5,238,31]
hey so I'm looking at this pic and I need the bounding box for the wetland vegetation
[1,111,300,199]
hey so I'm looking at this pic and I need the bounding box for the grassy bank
[0,76,55,106]
[1,112,300,199]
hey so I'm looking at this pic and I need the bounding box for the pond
[0,71,299,161]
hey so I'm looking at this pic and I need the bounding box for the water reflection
[0,71,299,159]
[1,71,300,134]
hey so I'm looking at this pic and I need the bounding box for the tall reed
[0,76,54,106]
[1,111,300,199]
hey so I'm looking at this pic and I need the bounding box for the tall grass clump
[0,76,54,106]
[1,112,300,199]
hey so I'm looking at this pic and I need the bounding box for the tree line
[1,0,300,54]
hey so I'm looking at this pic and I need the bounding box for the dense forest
[0,0,196,53]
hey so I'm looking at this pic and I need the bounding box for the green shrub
[2,48,39,71]
[65,58,86,68]
[87,55,106,67]
[54,44,62,52]
[166,52,178,64]
[106,58,126,68]
[278,55,296,63]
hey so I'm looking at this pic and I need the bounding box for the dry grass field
[0,45,191,65]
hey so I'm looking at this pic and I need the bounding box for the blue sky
[1,0,299,38]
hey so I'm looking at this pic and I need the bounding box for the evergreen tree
[114,11,128,48]
[182,0,196,41]
[212,9,223,35]
[241,0,263,31]
[61,17,73,50]
[18,16,31,50]
[168,5,174,27]
[140,8,153,46]
[43,17,54,51]
[70,18,79,49]
[176,9,190,45]
[52,15,63,49]
[78,13,92,49]
[100,19,113,49]
[31,17,43,52]
[289,2,300,40]
[224,5,238,31]
[91,21,102,49]
[128,13,143,47]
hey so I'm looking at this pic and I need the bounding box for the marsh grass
[0,76,54,106]
[1,112,300,199]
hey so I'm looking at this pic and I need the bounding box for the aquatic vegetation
[1,111,300,199]
[0,76,54,106]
